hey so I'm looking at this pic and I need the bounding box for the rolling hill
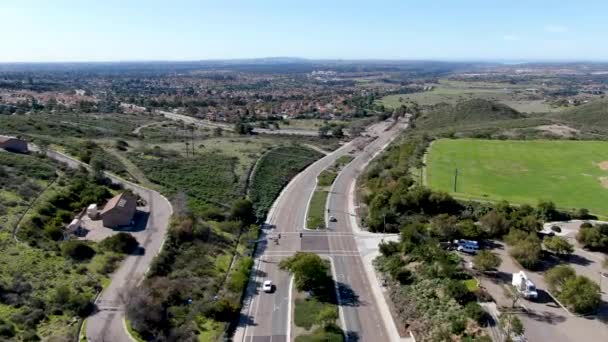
[551,98,608,129]
[415,99,525,129]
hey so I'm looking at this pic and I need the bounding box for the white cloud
[544,25,568,33]
[503,34,519,41]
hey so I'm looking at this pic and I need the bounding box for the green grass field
[378,79,560,113]
[426,139,608,216]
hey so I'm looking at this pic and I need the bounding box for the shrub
[0,323,15,338]
[505,229,528,246]
[543,236,574,256]
[230,198,255,226]
[473,250,501,272]
[509,237,542,269]
[450,317,467,335]
[61,241,96,260]
[558,276,601,314]
[576,225,608,251]
[445,280,470,304]
[464,302,486,323]
[100,232,139,254]
[395,269,413,285]
[544,265,576,293]
[279,252,330,291]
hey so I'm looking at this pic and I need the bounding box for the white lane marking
[286,276,294,341]
[243,256,264,340]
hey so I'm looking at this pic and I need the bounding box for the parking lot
[472,238,608,342]
[78,207,150,243]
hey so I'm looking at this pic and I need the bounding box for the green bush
[100,232,139,254]
[509,235,542,269]
[464,302,486,323]
[61,241,96,260]
[558,276,601,314]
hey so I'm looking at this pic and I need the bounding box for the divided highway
[235,118,406,342]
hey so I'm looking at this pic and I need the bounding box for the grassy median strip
[307,190,327,229]
[317,170,337,187]
[281,253,343,341]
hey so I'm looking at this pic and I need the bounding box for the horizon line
[1,57,608,65]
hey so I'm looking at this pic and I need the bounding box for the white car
[329,216,337,222]
[263,280,273,293]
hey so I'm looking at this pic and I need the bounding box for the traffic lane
[333,256,361,336]
[334,252,387,342]
[248,257,290,339]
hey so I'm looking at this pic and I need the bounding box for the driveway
[36,146,173,342]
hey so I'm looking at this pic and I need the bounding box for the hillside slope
[552,98,608,129]
[416,99,525,129]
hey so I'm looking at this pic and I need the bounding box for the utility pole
[191,126,195,156]
[453,168,458,193]
[383,213,386,234]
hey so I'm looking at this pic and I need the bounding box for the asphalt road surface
[236,119,405,342]
[33,146,173,342]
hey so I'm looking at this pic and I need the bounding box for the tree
[499,313,524,338]
[126,287,166,337]
[544,264,576,292]
[90,157,105,181]
[445,280,470,304]
[543,236,574,256]
[558,276,601,314]
[316,307,338,326]
[473,250,501,272]
[279,252,329,291]
[428,214,459,240]
[213,126,223,136]
[479,210,510,237]
[458,219,483,239]
[318,125,330,138]
[331,126,344,139]
[234,122,253,135]
[62,241,96,260]
[100,232,139,254]
[509,236,542,269]
[576,225,608,251]
[505,229,528,246]
[537,200,558,221]
[230,198,255,226]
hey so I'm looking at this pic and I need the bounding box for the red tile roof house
[100,192,137,228]
[0,135,28,153]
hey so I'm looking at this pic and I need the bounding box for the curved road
[235,118,406,342]
[35,147,172,342]
[157,110,327,136]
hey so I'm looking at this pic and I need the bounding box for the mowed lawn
[426,139,608,215]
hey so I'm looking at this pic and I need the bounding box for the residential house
[100,192,137,228]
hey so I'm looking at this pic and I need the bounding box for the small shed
[87,204,99,219]
[0,135,28,153]
[100,192,137,228]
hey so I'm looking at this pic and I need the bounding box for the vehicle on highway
[263,280,273,293]
[329,216,337,222]
[512,271,538,300]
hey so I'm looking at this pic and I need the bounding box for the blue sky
[1,0,607,62]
